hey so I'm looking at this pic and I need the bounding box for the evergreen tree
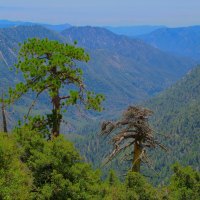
[9,38,104,137]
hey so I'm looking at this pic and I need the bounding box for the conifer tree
[9,38,104,137]
[101,106,166,172]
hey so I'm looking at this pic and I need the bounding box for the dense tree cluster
[0,129,199,199]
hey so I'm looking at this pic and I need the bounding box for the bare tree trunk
[132,141,142,172]
[1,92,7,133]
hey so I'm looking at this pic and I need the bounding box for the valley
[0,23,199,185]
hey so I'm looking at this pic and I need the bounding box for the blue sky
[0,0,200,26]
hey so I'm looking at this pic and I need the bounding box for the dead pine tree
[1,91,8,133]
[100,106,167,173]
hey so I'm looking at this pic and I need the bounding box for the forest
[0,36,199,200]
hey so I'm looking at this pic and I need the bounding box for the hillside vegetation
[69,66,200,185]
[139,26,200,60]
[1,129,199,199]
[144,66,200,181]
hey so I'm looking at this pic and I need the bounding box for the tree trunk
[52,93,61,138]
[132,140,142,172]
[1,92,7,133]
[50,66,62,138]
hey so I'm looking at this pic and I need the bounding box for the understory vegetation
[0,129,200,200]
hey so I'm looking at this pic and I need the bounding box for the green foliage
[9,37,103,109]
[0,129,199,199]
[0,133,32,200]
[106,170,120,186]
[11,38,88,98]
[168,163,200,200]
[125,171,159,200]
[142,66,200,184]
[100,170,161,200]
[8,38,104,136]
[14,127,102,199]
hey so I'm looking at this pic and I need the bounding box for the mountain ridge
[138,26,200,60]
[0,25,196,117]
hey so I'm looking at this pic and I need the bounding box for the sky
[0,0,200,26]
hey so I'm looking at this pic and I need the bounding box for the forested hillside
[1,129,199,199]
[144,66,200,181]
[61,26,195,113]
[139,26,200,60]
[73,66,200,185]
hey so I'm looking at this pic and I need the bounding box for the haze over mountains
[0,24,195,115]
[62,26,196,109]
[2,20,200,62]
[105,25,166,37]
[138,26,200,61]
[0,20,71,32]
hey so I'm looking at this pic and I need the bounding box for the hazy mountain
[61,26,195,113]
[0,20,71,32]
[138,26,200,60]
[0,25,195,121]
[0,25,196,113]
[105,25,166,37]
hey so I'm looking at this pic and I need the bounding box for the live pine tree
[9,38,104,137]
[101,106,166,172]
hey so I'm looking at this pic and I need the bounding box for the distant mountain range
[61,26,195,113]
[0,20,165,36]
[0,25,195,117]
[105,25,165,37]
[138,26,200,61]
[0,20,71,32]
[2,20,200,62]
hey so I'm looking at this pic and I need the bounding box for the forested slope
[139,26,200,60]
[61,26,195,113]
[145,66,200,178]
[70,66,200,184]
